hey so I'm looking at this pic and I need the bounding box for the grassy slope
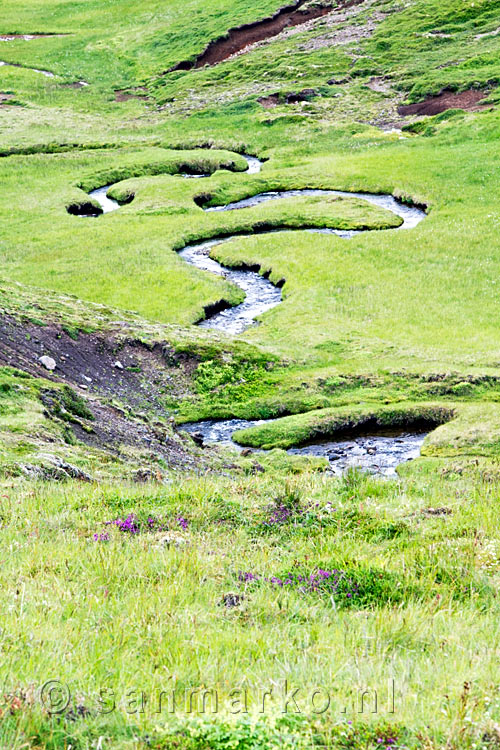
[3,0,500,747]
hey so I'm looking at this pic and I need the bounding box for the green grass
[3,467,500,748]
[2,0,500,746]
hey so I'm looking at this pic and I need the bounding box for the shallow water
[182,419,427,476]
[205,188,424,232]
[84,154,426,334]
[195,185,425,332]
[178,239,282,334]
[0,60,54,76]
[88,185,120,213]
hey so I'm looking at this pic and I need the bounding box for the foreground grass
[3,0,500,747]
[2,465,500,748]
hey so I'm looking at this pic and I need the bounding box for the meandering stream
[181,418,428,476]
[0,59,54,76]
[86,154,426,334]
[81,152,429,474]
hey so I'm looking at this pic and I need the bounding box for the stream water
[82,152,429,474]
[0,60,54,76]
[86,154,426,333]
[181,418,428,476]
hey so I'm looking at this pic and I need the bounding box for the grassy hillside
[2,0,500,747]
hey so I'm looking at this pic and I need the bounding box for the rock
[17,456,93,482]
[133,467,162,483]
[113,360,124,370]
[39,355,56,371]
[191,431,204,447]
[241,448,253,457]
[327,77,350,85]
[219,592,244,609]
[155,533,189,549]
[40,454,93,482]
[251,462,265,474]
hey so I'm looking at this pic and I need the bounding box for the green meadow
[2,0,500,747]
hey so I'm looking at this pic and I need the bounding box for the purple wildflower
[93,532,109,542]
[112,513,140,534]
[238,571,259,583]
[177,516,189,530]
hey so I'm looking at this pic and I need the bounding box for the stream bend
[79,152,429,474]
[84,153,426,335]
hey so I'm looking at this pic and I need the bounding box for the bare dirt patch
[398,89,490,117]
[114,87,149,102]
[0,92,14,106]
[258,93,281,109]
[0,313,218,471]
[170,0,365,71]
[0,313,196,414]
[257,88,317,108]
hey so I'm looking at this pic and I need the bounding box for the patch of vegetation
[2,0,500,746]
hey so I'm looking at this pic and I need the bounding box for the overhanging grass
[233,402,455,450]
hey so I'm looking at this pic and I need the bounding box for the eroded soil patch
[0,313,220,471]
[258,88,317,108]
[114,87,149,102]
[170,0,365,71]
[398,89,490,117]
[0,313,196,413]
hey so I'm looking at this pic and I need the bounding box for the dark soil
[0,313,197,414]
[0,313,214,471]
[66,200,102,216]
[398,89,490,117]
[258,93,281,109]
[170,0,364,71]
[114,87,149,102]
[258,88,318,108]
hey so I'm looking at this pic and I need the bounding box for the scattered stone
[133,467,163,483]
[155,533,189,548]
[39,355,56,371]
[219,592,244,609]
[39,454,93,481]
[327,76,350,85]
[251,462,265,474]
[422,507,453,517]
[258,88,318,108]
[17,455,93,482]
[367,77,393,94]
[191,431,205,448]
[113,360,124,370]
